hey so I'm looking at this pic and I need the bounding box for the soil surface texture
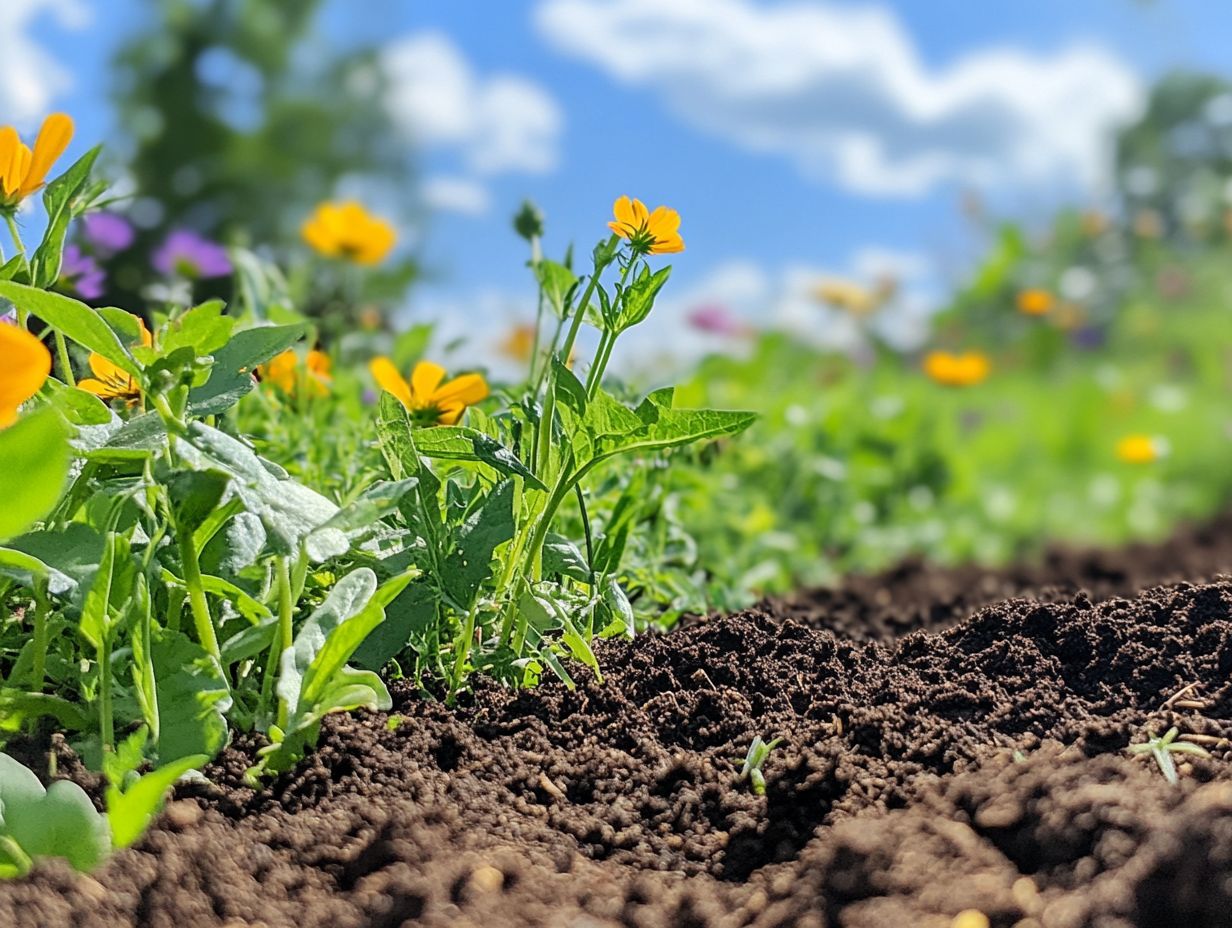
[5,517,1232,927]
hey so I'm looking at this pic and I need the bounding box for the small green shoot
[1128,726,1210,785]
[737,735,782,796]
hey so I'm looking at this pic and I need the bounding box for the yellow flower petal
[369,356,412,408]
[75,378,114,398]
[19,113,73,197]
[0,325,51,425]
[645,206,681,238]
[430,372,489,409]
[0,128,22,198]
[410,361,446,403]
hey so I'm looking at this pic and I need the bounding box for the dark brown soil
[4,517,1232,927]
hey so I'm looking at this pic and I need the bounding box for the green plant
[737,735,783,796]
[0,753,110,877]
[1127,726,1210,784]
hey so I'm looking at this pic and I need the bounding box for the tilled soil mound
[5,520,1232,927]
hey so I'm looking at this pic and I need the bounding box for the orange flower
[923,351,990,387]
[0,325,51,427]
[0,113,73,209]
[77,316,150,404]
[608,196,684,255]
[499,323,536,362]
[369,358,488,426]
[1116,434,1162,464]
[301,201,397,265]
[259,349,332,398]
[1016,289,1053,316]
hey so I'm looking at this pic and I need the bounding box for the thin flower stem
[98,636,114,752]
[30,583,50,694]
[54,333,75,387]
[4,213,25,259]
[178,528,221,662]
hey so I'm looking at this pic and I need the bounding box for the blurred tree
[1114,73,1232,242]
[102,0,417,325]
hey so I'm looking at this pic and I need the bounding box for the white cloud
[0,0,88,124]
[536,0,1142,198]
[608,247,943,379]
[383,32,563,216]
[421,175,491,215]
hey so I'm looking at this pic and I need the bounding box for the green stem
[178,529,220,661]
[98,636,114,752]
[30,584,50,694]
[449,600,480,700]
[4,213,25,259]
[53,332,75,387]
[270,555,294,729]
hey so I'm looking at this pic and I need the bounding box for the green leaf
[535,259,578,319]
[0,282,137,375]
[30,146,101,289]
[352,579,440,670]
[617,264,671,332]
[153,300,234,358]
[78,531,121,651]
[167,469,231,536]
[442,480,515,610]
[0,408,70,541]
[179,423,340,558]
[151,629,230,762]
[543,534,590,581]
[106,754,209,849]
[399,425,546,490]
[188,322,308,415]
[0,753,110,873]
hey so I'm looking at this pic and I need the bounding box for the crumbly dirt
[4,518,1232,927]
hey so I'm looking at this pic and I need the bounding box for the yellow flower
[499,323,536,362]
[369,358,488,426]
[0,113,73,210]
[77,316,150,404]
[608,196,684,255]
[812,278,881,317]
[0,325,51,427]
[923,350,990,387]
[1017,289,1054,316]
[301,201,397,265]
[1116,434,1162,464]
[259,349,332,398]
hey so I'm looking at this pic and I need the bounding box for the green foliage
[737,735,783,796]
[1127,726,1210,785]
[0,409,70,541]
[0,754,110,876]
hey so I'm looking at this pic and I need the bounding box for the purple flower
[152,229,232,280]
[60,245,106,300]
[0,309,16,326]
[686,303,749,337]
[81,213,135,254]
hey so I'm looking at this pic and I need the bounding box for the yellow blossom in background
[77,316,150,404]
[812,278,881,317]
[1016,289,1054,316]
[499,323,536,363]
[0,325,52,427]
[369,357,488,427]
[1081,210,1108,237]
[1133,209,1163,240]
[301,201,397,265]
[0,113,73,210]
[259,349,332,398]
[1116,434,1163,464]
[923,350,991,388]
[950,911,990,928]
[608,196,684,255]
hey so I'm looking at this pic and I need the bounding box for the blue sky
[15,0,1232,370]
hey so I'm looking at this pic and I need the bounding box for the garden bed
[6,517,1232,928]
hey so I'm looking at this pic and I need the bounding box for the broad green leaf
[0,408,70,541]
[106,754,209,849]
[394,422,546,491]
[543,534,590,581]
[187,322,308,415]
[0,282,137,375]
[30,146,101,288]
[352,579,440,670]
[442,480,515,610]
[535,259,578,318]
[150,300,234,359]
[0,753,110,873]
[78,531,120,650]
[151,629,230,762]
[167,469,231,536]
[179,423,340,558]
[616,264,670,332]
